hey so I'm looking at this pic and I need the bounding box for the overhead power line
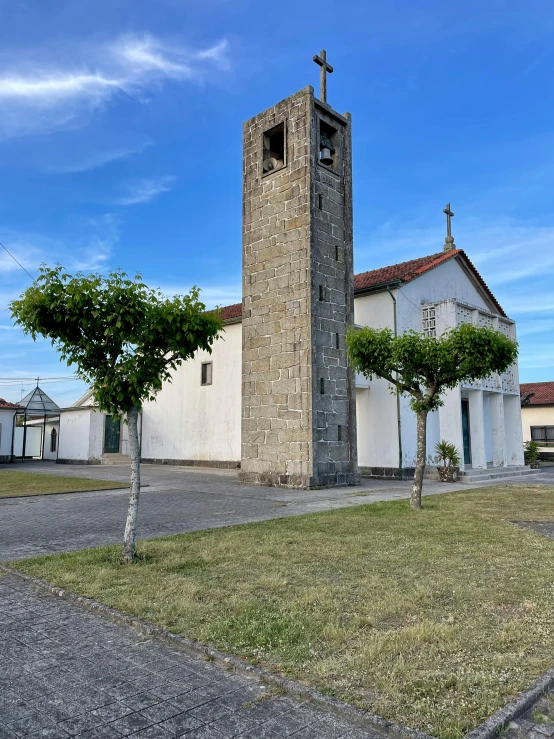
[0,241,35,281]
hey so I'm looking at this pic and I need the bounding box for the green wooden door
[103,415,121,453]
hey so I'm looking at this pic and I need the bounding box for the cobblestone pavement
[1,463,550,561]
[0,574,383,739]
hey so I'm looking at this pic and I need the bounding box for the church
[52,56,527,485]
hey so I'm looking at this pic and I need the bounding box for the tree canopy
[10,265,223,415]
[347,323,518,508]
[347,323,518,414]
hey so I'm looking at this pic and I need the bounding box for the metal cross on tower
[313,49,333,104]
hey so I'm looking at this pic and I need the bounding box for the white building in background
[0,398,23,463]
[520,382,554,460]
[48,248,528,483]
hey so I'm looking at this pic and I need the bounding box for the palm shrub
[434,440,461,482]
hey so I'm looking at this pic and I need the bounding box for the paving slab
[0,574,384,739]
[1,462,552,561]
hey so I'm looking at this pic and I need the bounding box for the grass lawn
[0,470,125,497]
[11,484,554,739]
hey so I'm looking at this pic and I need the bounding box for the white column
[468,389,487,469]
[504,394,525,465]
[438,387,465,469]
[489,392,507,468]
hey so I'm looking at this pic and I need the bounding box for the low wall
[359,466,415,480]
[141,458,240,470]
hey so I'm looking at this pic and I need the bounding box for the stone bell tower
[240,51,358,488]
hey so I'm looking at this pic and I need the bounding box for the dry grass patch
[0,470,124,497]
[12,484,554,739]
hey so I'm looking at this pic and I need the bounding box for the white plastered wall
[521,405,554,453]
[58,408,103,462]
[42,420,60,460]
[353,292,399,468]
[141,322,242,462]
[0,409,16,460]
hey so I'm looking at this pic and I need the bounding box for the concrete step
[460,469,541,483]
[425,466,540,483]
[464,465,530,475]
[101,453,130,466]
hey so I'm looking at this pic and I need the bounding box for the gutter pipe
[386,286,403,479]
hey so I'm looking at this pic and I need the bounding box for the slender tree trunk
[122,405,141,563]
[411,410,428,509]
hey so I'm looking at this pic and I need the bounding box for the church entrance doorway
[461,399,472,465]
[103,415,121,454]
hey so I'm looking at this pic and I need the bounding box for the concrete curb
[0,485,150,501]
[465,666,554,739]
[0,565,433,739]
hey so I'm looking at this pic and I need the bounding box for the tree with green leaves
[346,323,518,509]
[10,266,223,562]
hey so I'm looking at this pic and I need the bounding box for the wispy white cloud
[0,213,120,290]
[115,175,177,206]
[0,35,230,139]
[46,140,153,173]
[517,319,554,336]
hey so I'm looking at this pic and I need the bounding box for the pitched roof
[0,398,24,409]
[353,249,506,316]
[218,249,506,322]
[19,386,60,414]
[520,382,554,406]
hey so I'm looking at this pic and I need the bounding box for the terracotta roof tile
[216,249,506,322]
[353,250,460,291]
[520,382,554,405]
[219,303,243,322]
[0,398,24,409]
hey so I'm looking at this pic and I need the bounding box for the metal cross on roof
[443,203,454,238]
[313,49,333,104]
[443,203,456,251]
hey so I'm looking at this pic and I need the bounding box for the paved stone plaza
[1,462,549,561]
[0,574,384,738]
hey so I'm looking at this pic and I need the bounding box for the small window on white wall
[422,306,437,338]
[201,362,213,386]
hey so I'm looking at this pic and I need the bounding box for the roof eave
[354,279,403,297]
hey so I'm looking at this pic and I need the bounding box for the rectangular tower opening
[319,120,338,169]
[262,122,286,174]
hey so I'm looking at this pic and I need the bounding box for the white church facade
[52,248,525,481]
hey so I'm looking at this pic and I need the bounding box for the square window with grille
[422,306,436,338]
[201,362,213,386]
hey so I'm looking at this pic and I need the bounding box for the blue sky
[1,0,553,405]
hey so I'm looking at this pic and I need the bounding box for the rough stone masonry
[240,85,358,488]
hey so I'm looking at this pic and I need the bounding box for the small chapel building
[50,58,527,484]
